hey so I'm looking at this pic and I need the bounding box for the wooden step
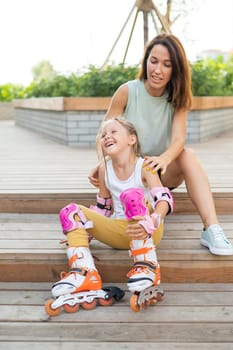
[1,213,233,283]
[0,282,233,348]
[1,121,233,215]
[1,191,233,214]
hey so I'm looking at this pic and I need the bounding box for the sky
[0,0,232,85]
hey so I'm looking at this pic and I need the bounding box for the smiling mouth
[105,141,115,148]
[152,75,163,81]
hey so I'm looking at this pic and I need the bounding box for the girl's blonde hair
[100,117,142,156]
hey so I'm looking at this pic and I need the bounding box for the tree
[31,60,56,83]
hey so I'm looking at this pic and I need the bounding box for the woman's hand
[143,155,171,175]
[88,164,100,187]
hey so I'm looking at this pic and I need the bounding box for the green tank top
[123,79,174,156]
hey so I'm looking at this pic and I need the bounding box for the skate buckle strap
[129,246,154,257]
[69,267,88,276]
[127,261,158,278]
[133,261,157,270]
[68,251,85,268]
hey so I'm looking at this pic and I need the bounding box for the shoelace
[211,225,228,242]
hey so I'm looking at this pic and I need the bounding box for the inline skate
[45,246,124,316]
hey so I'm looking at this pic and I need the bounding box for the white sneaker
[200,224,233,255]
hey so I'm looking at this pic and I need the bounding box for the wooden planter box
[13,96,233,146]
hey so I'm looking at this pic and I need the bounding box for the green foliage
[26,75,78,98]
[0,83,26,102]
[75,65,139,97]
[191,55,233,96]
[25,64,139,98]
[1,56,232,101]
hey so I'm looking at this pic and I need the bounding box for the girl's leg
[52,202,164,298]
[80,205,164,249]
[127,237,161,293]
[162,148,233,255]
[52,203,102,297]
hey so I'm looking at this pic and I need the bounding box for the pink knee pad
[59,203,93,234]
[120,188,148,220]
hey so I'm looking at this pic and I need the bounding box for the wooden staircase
[1,210,233,284]
[1,121,233,347]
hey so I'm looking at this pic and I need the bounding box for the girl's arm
[90,162,113,217]
[126,168,174,240]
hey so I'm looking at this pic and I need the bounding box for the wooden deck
[0,120,233,213]
[1,282,233,349]
[1,120,233,348]
[1,213,233,284]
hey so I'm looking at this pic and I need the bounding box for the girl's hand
[125,216,149,240]
[88,165,100,187]
[143,155,170,175]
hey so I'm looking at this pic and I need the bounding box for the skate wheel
[149,297,158,305]
[98,297,114,307]
[60,271,67,279]
[130,294,140,312]
[45,299,61,317]
[156,292,165,301]
[63,303,79,313]
[82,299,97,310]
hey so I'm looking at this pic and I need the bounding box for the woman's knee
[178,147,197,164]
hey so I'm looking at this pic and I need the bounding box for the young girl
[47,117,173,312]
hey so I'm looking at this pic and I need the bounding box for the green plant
[0,84,26,102]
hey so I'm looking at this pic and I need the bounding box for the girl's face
[145,44,172,96]
[101,120,136,156]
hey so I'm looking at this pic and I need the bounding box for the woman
[90,33,233,256]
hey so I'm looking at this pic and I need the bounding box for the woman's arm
[104,83,129,120]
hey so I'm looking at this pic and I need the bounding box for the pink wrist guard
[150,187,174,214]
[90,195,112,217]
[138,215,156,236]
[120,187,148,220]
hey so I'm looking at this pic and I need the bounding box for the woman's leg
[162,148,233,255]
[162,147,217,227]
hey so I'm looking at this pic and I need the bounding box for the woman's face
[145,44,173,96]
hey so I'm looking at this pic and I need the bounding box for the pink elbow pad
[90,195,112,217]
[150,187,174,214]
